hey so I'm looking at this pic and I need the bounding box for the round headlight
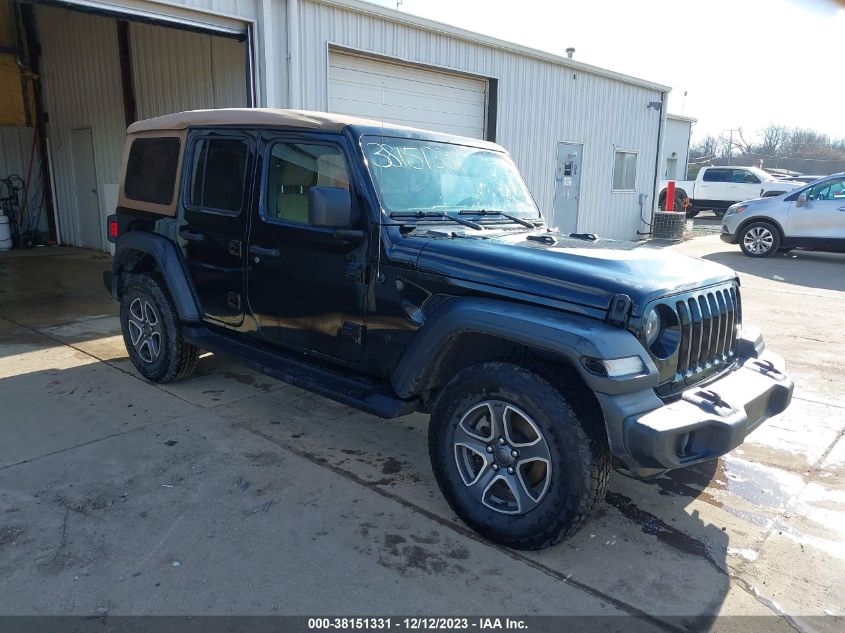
[643,309,661,346]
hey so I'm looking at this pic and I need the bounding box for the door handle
[838,206,845,212]
[179,228,205,242]
[249,245,280,258]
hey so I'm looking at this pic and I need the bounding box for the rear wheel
[659,190,685,213]
[120,274,199,383]
[739,221,781,258]
[429,361,611,550]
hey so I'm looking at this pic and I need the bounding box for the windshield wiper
[388,211,484,230]
[459,209,538,229]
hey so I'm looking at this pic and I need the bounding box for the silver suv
[721,173,845,257]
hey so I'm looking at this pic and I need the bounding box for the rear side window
[702,168,730,182]
[188,138,249,214]
[124,137,181,205]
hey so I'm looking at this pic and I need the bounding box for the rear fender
[111,231,201,322]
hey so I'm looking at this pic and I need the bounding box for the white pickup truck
[659,166,801,218]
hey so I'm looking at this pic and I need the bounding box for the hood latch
[607,294,632,327]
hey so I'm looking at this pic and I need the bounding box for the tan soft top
[126,108,411,134]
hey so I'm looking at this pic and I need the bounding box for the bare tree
[758,125,787,156]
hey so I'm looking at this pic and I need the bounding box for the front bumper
[599,340,793,478]
[719,224,737,243]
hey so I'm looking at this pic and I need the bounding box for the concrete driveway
[0,240,842,630]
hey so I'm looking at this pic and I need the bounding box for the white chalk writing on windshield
[366,143,461,171]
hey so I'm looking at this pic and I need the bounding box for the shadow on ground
[701,249,845,292]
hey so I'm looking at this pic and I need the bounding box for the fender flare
[111,231,202,322]
[390,297,658,399]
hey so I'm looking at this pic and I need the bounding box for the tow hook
[683,389,734,416]
[752,359,783,380]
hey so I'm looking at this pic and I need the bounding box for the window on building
[188,138,248,214]
[265,143,350,225]
[124,137,181,205]
[613,150,637,191]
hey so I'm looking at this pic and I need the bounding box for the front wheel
[429,362,611,550]
[739,221,781,257]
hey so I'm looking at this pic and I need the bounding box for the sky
[370,0,845,144]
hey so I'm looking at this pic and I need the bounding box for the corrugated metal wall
[35,5,247,249]
[292,0,664,240]
[131,23,247,119]
[37,6,126,250]
[0,126,47,235]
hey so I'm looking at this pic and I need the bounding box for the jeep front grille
[675,285,741,379]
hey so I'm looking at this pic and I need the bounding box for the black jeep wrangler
[105,108,793,549]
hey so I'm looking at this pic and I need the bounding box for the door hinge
[607,293,632,327]
[346,262,369,284]
[342,322,366,345]
[227,292,241,311]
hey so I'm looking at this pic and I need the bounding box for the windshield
[362,136,540,219]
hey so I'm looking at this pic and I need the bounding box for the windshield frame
[357,134,542,225]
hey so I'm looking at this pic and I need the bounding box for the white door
[727,168,764,203]
[552,142,583,233]
[786,176,845,240]
[70,128,102,250]
[697,167,730,203]
[328,51,487,139]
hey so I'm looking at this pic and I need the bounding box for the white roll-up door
[328,51,488,139]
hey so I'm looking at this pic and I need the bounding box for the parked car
[780,174,828,185]
[659,165,800,218]
[721,172,845,257]
[104,109,793,549]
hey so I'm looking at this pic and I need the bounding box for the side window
[703,168,730,183]
[733,169,760,184]
[188,138,249,214]
[264,143,350,225]
[809,177,845,201]
[124,137,181,205]
[612,150,637,191]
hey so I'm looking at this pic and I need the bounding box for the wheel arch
[735,215,786,242]
[111,232,202,322]
[390,297,658,402]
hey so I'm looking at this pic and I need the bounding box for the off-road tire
[739,220,781,258]
[429,361,611,550]
[120,274,199,383]
[659,190,685,213]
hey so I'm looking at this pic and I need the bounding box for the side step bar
[182,326,418,419]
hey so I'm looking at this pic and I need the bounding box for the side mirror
[308,186,356,228]
[796,193,807,208]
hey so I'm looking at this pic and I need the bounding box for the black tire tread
[430,359,611,550]
[121,274,199,384]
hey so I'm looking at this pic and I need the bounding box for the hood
[415,230,737,315]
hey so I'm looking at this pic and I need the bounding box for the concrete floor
[0,240,842,630]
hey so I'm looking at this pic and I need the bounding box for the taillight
[107,214,118,242]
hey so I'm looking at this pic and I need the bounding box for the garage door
[328,51,488,139]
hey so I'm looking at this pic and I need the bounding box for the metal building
[663,114,696,181]
[0,0,672,251]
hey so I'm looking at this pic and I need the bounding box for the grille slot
[669,285,740,383]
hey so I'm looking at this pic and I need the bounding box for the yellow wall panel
[0,54,26,126]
